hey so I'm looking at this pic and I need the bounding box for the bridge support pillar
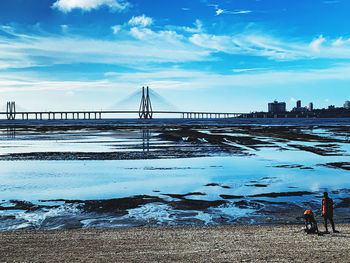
[6,101,16,120]
[139,86,153,119]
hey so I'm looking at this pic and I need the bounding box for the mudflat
[1,224,350,262]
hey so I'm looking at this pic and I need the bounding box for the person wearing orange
[303,209,319,234]
[322,192,339,233]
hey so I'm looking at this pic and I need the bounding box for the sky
[0,0,350,112]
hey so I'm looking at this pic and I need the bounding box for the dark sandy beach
[1,224,350,262]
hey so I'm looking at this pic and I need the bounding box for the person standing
[322,192,339,233]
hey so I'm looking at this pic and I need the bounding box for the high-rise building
[309,102,313,111]
[296,100,301,108]
[344,101,350,109]
[292,99,307,112]
[268,101,286,113]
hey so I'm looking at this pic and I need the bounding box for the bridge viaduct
[1,87,246,120]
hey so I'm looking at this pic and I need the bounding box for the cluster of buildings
[243,99,350,118]
[268,100,348,113]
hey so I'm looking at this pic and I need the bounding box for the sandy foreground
[1,224,350,262]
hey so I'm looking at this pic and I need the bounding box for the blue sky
[0,0,349,112]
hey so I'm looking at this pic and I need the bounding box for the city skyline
[0,0,350,112]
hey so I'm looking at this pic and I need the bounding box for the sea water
[0,118,350,230]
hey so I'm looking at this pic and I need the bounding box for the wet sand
[1,123,349,161]
[1,224,350,262]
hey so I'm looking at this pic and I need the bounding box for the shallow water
[1,120,350,230]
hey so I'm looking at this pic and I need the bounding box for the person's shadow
[318,230,350,238]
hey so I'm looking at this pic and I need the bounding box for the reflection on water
[142,129,150,152]
[0,128,157,154]
[6,128,16,139]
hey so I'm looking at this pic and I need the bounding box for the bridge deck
[0,110,246,120]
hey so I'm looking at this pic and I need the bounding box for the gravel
[1,224,350,262]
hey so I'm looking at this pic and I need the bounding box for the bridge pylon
[6,101,16,120]
[139,86,153,119]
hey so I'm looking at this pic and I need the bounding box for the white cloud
[52,0,130,13]
[216,9,224,15]
[217,9,252,15]
[189,33,306,60]
[104,64,350,91]
[0,74,111,93]
[232,68,266,73]
[61,24,69,32]
[0,28,210,70]
[128,27,150,39]
[190,33,230,50]
[128,27,185,43]
[3,21,350,74]
[309,35,326,52]
[128,14,153,27]
[180,19,203,33]
[188,32,350,60]
[210,3,251,16]
[233,10,252,14]
[111,25,122,34]
[323,0,339,4]
[332,37,350,47]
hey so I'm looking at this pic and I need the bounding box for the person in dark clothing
[322,192,339,233]
[303,209,319,234]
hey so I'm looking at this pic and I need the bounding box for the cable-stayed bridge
[0,87,246,120]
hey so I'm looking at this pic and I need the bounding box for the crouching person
[303,209,319,234]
